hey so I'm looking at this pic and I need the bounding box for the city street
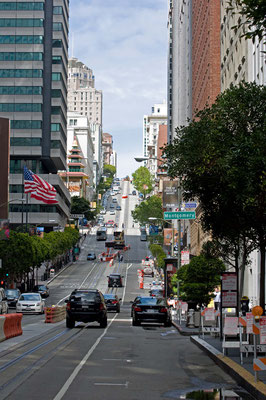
[0,181,254,400]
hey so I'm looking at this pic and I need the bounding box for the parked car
[107,273,123,288]
[0,287,8,314]
[131,296,171,327]
[65,289,107,329]
[132,190,136,195]
[33,284,50,298]
[5,288,21,308]
[16,293,45,314]
[87,252,96,260]
[116,205,121,211]
[103,294,121,313]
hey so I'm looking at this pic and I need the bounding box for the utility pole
[177,180,182,297]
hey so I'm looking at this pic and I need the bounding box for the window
[0,2,44,10]
[52,72,61,81]
[53,6,63,14]
[0,69,43,78]
[0,52,43,61]
[52,56,62,64]
[52,39,62,48]
[0,103,42,112]
[0,86,42,95]
[51,89,62,98]
[0,19,44,27]
[10,137,41,146]
[53,22,63,31]
[11,120,42,129]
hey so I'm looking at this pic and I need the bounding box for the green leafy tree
[70,196,95,221]
[103,164,116,177]
[132,166,154,199]
[227,0,266,43]
[149,244,167,269]
[163,82,266,309]
[175,254,225,308]
[131,195,163,225]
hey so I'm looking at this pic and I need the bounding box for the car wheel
[100,316,107,328]
[66,317,75,329]
[132,318,140,326]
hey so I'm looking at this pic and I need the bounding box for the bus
[96,227,107,241]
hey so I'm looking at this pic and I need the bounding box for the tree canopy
[70,196,95,221]
[132,166,154,198]
[163,82,266,308]
[227,0,266,43]
[131,195,163,226]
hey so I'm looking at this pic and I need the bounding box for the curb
[171,320,199,336]
[46,262,73,284]
[190,335,266,400]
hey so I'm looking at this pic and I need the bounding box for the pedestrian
[213,287,221,310]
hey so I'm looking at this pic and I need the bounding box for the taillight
[99,303,104,310]
[134,306,141,312]
[112,300,118,304]
[160,307,168,313]
[66,302,71,311]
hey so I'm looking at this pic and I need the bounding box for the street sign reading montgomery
[164,211,196,220]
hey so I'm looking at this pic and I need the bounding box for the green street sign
[164,211,196,220]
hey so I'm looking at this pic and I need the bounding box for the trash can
[240,296,249,316]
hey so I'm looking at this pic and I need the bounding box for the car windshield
[138,297,165,305]
[110,275,120,279]
[36,286,46,290]
[5,289,19,296]
[71,291,99,302]
[20,294,40,301]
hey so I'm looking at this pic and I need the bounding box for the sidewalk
[172,318,266,400]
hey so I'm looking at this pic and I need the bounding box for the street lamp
[134,156,149,163]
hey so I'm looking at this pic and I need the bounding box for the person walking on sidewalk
[214,287,221,310]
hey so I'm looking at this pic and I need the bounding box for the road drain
[163,388,256,399]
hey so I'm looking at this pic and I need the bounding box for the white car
[110,210,115,215]
[16,293,45,314]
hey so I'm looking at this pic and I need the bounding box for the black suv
[107,273,123,287]
[33,284,49,298]
[65,289,107,329]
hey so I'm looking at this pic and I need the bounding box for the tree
[70,196,95,221]
[103,164,116,178]
[132,167,154,199]
[131,195,163,226]
[175,254,225,308]
[163,82,266,309]
[227,0,266,43]
[149,244,166,269]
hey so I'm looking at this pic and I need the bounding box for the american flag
[24,166,58,204]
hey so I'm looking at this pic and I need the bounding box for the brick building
[192,0,221,116]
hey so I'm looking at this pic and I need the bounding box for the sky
[69,0,168,178]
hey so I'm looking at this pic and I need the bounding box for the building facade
[143,102,167,177]
[0,0,70,229]
[102,132,113,166]
[167,0,192,143]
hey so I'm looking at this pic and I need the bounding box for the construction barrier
[45,306,66,323]
[109,259,114,267]
[0,313,23,342]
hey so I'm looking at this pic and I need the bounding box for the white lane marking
[53,314,118,400]
[57,261,99,305]
[121,263,129,305]
[94,382,129,387]
[127,263,133,270]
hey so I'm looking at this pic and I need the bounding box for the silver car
[16,293,45,314]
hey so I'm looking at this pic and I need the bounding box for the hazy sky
[69,0,168,177]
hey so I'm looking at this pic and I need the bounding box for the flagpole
[21,166,24,232]
[25,193,29,233]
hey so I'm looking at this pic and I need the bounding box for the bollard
[187,309,195,328]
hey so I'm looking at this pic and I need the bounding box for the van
[0,287,8,314]
[140,231,147,241]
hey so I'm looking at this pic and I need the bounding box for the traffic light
[5,273,8,277]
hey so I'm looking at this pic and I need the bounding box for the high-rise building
[143,102,167,177]
[68,57,103,125]
[0,0,70,229]
[167,0,192,143]
[192,0,221,116]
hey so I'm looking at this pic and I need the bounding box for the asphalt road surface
[0,181,249,399]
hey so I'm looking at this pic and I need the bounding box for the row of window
[0,35,43,44]
[0,2,44,10]
[0,69,42,78]
[53,6,63,15]
[0,52,43,61]
[53,22,63,31]
[0,86,42,95]
[9,159,46,174]
[0,18,43,27]
[9,204,57,213]
[10,120,42,129]
[10,137,41,146]
[0,103,42,112]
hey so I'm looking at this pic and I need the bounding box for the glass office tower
[0,0,70,229]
